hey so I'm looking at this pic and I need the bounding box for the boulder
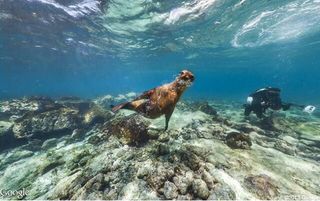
[83,105,112,126]
[163,181,178,199]
[232,122,264,134]
[0,97,62,119]
[70,173,106,200]
[119,180,158,200]
[1,97,111,143]
[103,114,150,146]
[157,143,170,156]
[208,183,236,200]
[180,150,202,171]
[41,138,58,149]
[0,149,34,168]
[0,121,13,137]
[173,175,191,195]
[191,101,218,116]
[192,179,210,199]
[201,169,216,190]
[146,165,175,191]
[244,174,279,200]
[274,140,296,156]
[137,160,153,179]
[12,108,81,139]
[225,131,252,149]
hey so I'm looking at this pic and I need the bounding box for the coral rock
[244,174,279,200]
[274,140,296,156]
[12,108,80,139]
[192,101,218,116]
[192,179,210,199]
[173,175,191,195]
[208,183,236,200]
[137,160,153,179]
[225,131,252,149]
[0,121,13,137]
[163,181,178,199]
[146,165,175,191]
[83,105,112,126]
[41,138,58,149]
[103,114,150,145]
[201,169,216,190]
[157,143,170,155]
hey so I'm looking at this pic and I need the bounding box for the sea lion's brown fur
[112,70,195,130]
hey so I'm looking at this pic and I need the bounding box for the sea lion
[112,70,195,130]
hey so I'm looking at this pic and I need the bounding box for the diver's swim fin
[283,103,316,114]
[303,105,316,114]
[111,102,129,113]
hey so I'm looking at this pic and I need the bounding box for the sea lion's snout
[179,70,195,82]
[189,74,195,82]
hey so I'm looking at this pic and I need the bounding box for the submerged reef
[0,94,319,200]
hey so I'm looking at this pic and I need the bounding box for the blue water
[1,0,320,105]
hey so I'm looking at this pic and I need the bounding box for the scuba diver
[244,87,316,118]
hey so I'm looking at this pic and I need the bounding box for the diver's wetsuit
[244,87,291,118]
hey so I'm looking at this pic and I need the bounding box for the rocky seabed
[0,94,319,200]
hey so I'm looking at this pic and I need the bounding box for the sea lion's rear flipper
[112,88,155,113]
[112,102,130,113]
[111,89,155,114]
[112,99,147,113]
[133,88,155,101]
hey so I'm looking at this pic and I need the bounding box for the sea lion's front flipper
[164,109,174,131]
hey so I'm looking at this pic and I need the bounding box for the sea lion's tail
[111,102,129,113]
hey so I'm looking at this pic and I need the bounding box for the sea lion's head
[176,70,195,88]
